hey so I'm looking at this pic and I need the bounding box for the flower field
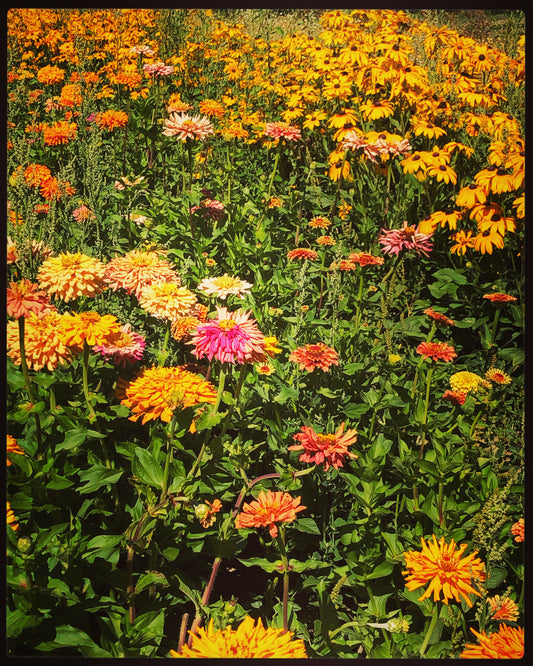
[6,8,525,659]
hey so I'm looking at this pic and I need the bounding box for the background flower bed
[6,8,524,659]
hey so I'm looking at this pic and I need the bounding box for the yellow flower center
[316,433,336,447]
[219,319,237,330]
[437,554,458,572]
[61,253,82,266]
[214,276,238,288]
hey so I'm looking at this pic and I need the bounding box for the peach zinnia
[105,250,180,300]
[290,423,358,471]
[189,307,266,365]
[460,624,524,659]
[290,343,339,372]
[38,252,107,302]
[7,279,52,319]
[93,323,146,368]
[234,489,306,539]
[7,311,72,371]
[170,616,307,658]
[197,274,253,300]
[162,113,214,141]
[510,518,524,543]
[139,282,197,320]
[118,365,217,425]
[402,535,485,607]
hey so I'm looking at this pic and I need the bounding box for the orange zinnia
[59,311,122,350]
[460,624,524,659]
[290,422,358,471]
[38,252,107,302]
[95,110,129,131]
[402,535,485,607]
[7,434,26,466]
[289,343,339,372]
[42,121,77,146]
[7,311,72,371]
[287,248,319,261]
[7,279,52,319]
[234,489,306,538]
[486,595,519,622]
[118,365,217,425]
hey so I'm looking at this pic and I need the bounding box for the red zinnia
[416,341,457,362]
[289,422,358,471]
[483,292,517,303]
[287,248,319,261]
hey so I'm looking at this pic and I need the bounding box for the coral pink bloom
[189,307,266,364]
[7,279,53,319]
[264,122,301,141]
[234,490,306,538]
[379,221,433,256]
[416,341,457,362]
[289,422,358,471]
[289,342,339,372]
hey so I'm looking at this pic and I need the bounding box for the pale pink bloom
[130,45,155,56]
[264,121,301,141]
[143,62,174,77]
[162,113,214,141]
[378,221,433,256]
[93,323,145,368]
[72,204,96,223]
[197,274,253,300]
[189,306,266,364]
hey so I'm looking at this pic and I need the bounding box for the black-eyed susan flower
[472,229,505,254]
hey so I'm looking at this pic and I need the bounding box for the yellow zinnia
[38,252,107,302]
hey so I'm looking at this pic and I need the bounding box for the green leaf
[56,427,106,453]
[134,571,169,595]
[82,534,123,565]
[133,448,164,488]
[294,517,321,535]
[289,558,329,572]
[238,556,280,573]
[343,402,370,419]
[35,625,110,657]
[77,466,123,494]
[365,562,394,580]
[486,566,507,589]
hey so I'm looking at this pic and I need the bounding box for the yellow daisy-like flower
[449,371,486,396]
[485,368,512,385]
[37,252,107,302]
[118,365,217,425]
[7,501,19,531]
[171,616,307,658]
[59,312,122,350]
[7,434,26,466]
[402,535,485,607]
[139,282,197,320]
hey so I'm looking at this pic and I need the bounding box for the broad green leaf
[133,448,164,488]
[294,517,321,535]
[78,466,123,494]
[35,625,110,657]
[134,571,169,595]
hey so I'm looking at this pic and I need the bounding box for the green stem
[219,363,248,441]
[82,342,96,420]
[18,318,43,455]
[488,307,501,348]
[266,140,282,203]
[329,620,363,640]
[275,526,290,633]
[421,364,434,426]
[419,604,439,657]
[212,365,226,415]
[438,481,446,528]
[161,412,179,501]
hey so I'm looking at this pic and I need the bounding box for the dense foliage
[6,8,524,659]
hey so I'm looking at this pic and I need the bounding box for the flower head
[118,365,217,425]
[483,292,517,304]
[105,250,180,300]
[7,502,19,531]
[402,534,485,607]
[7,311,72,371]
[264,121,301,141]
[139,282,197,320]
[290,422,358,471]
[485,368,511,385]
[162,113,214,141]
[143,61,174,77]
[424,308,455,327]
[93,323,145,368]
[195,499,223,529]
[309,216,331,229]
[510,518,524,543]
[290,342,339,372]
[416,341,457,362]
[234,490,306,539]
[171,616,307,658]
[197,274,253,300]
[7,434,26,466]
[95,110,128,131]
[460,624,524,659]
[60,311,122,350]
[379,221,433,256]
[487,595,519,622]
[38,252,107,302]
[348,252,385,267]
[189,307,266,365]
[450,371,485,396]
[287,248,319,262]
[7,279,52,319]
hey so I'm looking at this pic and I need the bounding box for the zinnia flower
[289,422,358,471]
[95,110,128,131]
[483,292,517,303]
[378,222,433,256]
[442,390,466,405]
[38,252,107,302]
[450,371,485,396]
[118,365,217,425]
[487,595,519,622]
[287,248,319,262]
[195,499,223,529]
[197,274,253,300]
[162,113,214,141]
[7,434,26,466]
[309,216,331,229]
[510,518,524,543]
[105,250,180,300]
[348,252,385,267]
[170,616,307,658]
[139,282,197,320]
[189,307,266,365]
[264,121,301,141]
[60,311,122,350]
[234,489,306,539]
[7,311,72,371]
[7,279,52,319]
[143,62,174,77]
[416,341,457,362]
[424,308,454,327]
[402,534,485,607]
[460,624,524,659]
[93,323,145,368]
[290,342,339,372]
[42,121,77,146]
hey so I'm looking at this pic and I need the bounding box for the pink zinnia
[289,422,358,471]
[189,306,266,364]
[93,323,146,368]
[264,121,301,141]
[143,62,174,77]
[289,342,339,372]
[416,341,457,362]
[7,279,53,319]
[378,221,433,257]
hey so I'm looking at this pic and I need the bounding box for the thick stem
[419,604,439,657]
[276,528,290,633]
[161,412,179,501]
[187,556,223,647]
[421,364,434,426]
[82,342,96,420]
[438,482,446,528]
[127,545,135,624]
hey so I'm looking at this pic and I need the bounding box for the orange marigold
[42,121,78,146]
[402,535,485,607]
[36,65,65,85]
[95,110,129,131]
[460,624,524,659]
[118,365,217,425]
[234,489,306,538]
[38,252,107,302]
